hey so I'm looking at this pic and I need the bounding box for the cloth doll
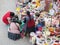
[35,0,40,8]
[36,31,44,45]
[48,26,55,36]
[55,27,60,36]
[30,32,36,45]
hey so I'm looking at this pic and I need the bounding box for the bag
[15,23,20,30]
[27,19,35,28]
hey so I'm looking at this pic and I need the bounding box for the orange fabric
[35,0,40,7]
[53,44,60,45]
[49,27,54,32]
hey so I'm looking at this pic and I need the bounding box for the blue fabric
[35,23,42,32]
[37,23,42,27]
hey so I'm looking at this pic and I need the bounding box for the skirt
[26,26,35,35]
[8,32,20,40]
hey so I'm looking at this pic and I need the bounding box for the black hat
[11,17,17,23]
[10,12,15,17]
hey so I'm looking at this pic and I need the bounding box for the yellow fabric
[45,31,50,36]
[49,3,53,10]
[31,37,36,44]
[44,43,48,45]
[16,7,20,12]
[35,0,40,7]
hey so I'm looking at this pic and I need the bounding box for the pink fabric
[38,27,42,31]
[52,19,59,26]
[8,22,20,34]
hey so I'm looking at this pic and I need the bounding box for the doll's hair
[53,0,57,2]
[35,12,40,17]
[29,0,32,2]
[56,12,60,15]
[40,10,44,13]
[26,11,30,16]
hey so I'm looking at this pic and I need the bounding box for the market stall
[15,0,60,45]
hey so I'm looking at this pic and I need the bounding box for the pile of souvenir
[16,0,60,45]
[30,26,60,45]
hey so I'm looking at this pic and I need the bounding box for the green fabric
[20,21,25,32]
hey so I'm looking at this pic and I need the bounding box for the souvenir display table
[15,0,60,45]
[30,27,60,45]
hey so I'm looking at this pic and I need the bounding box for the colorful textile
[2,11,11,25]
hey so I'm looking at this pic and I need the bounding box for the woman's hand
[7,17,11,24]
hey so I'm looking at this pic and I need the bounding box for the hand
[7,17,11,24]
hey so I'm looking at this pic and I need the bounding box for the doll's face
[40,15,43,18]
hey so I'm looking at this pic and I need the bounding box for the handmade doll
[48,26,55,36]
[48,26,54,32]
[30,32,36,45]
[55,27,60,36]
[35,0,40,8]
[36,31,43,45]
[53,39,60,45]
[31,0,41,8]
